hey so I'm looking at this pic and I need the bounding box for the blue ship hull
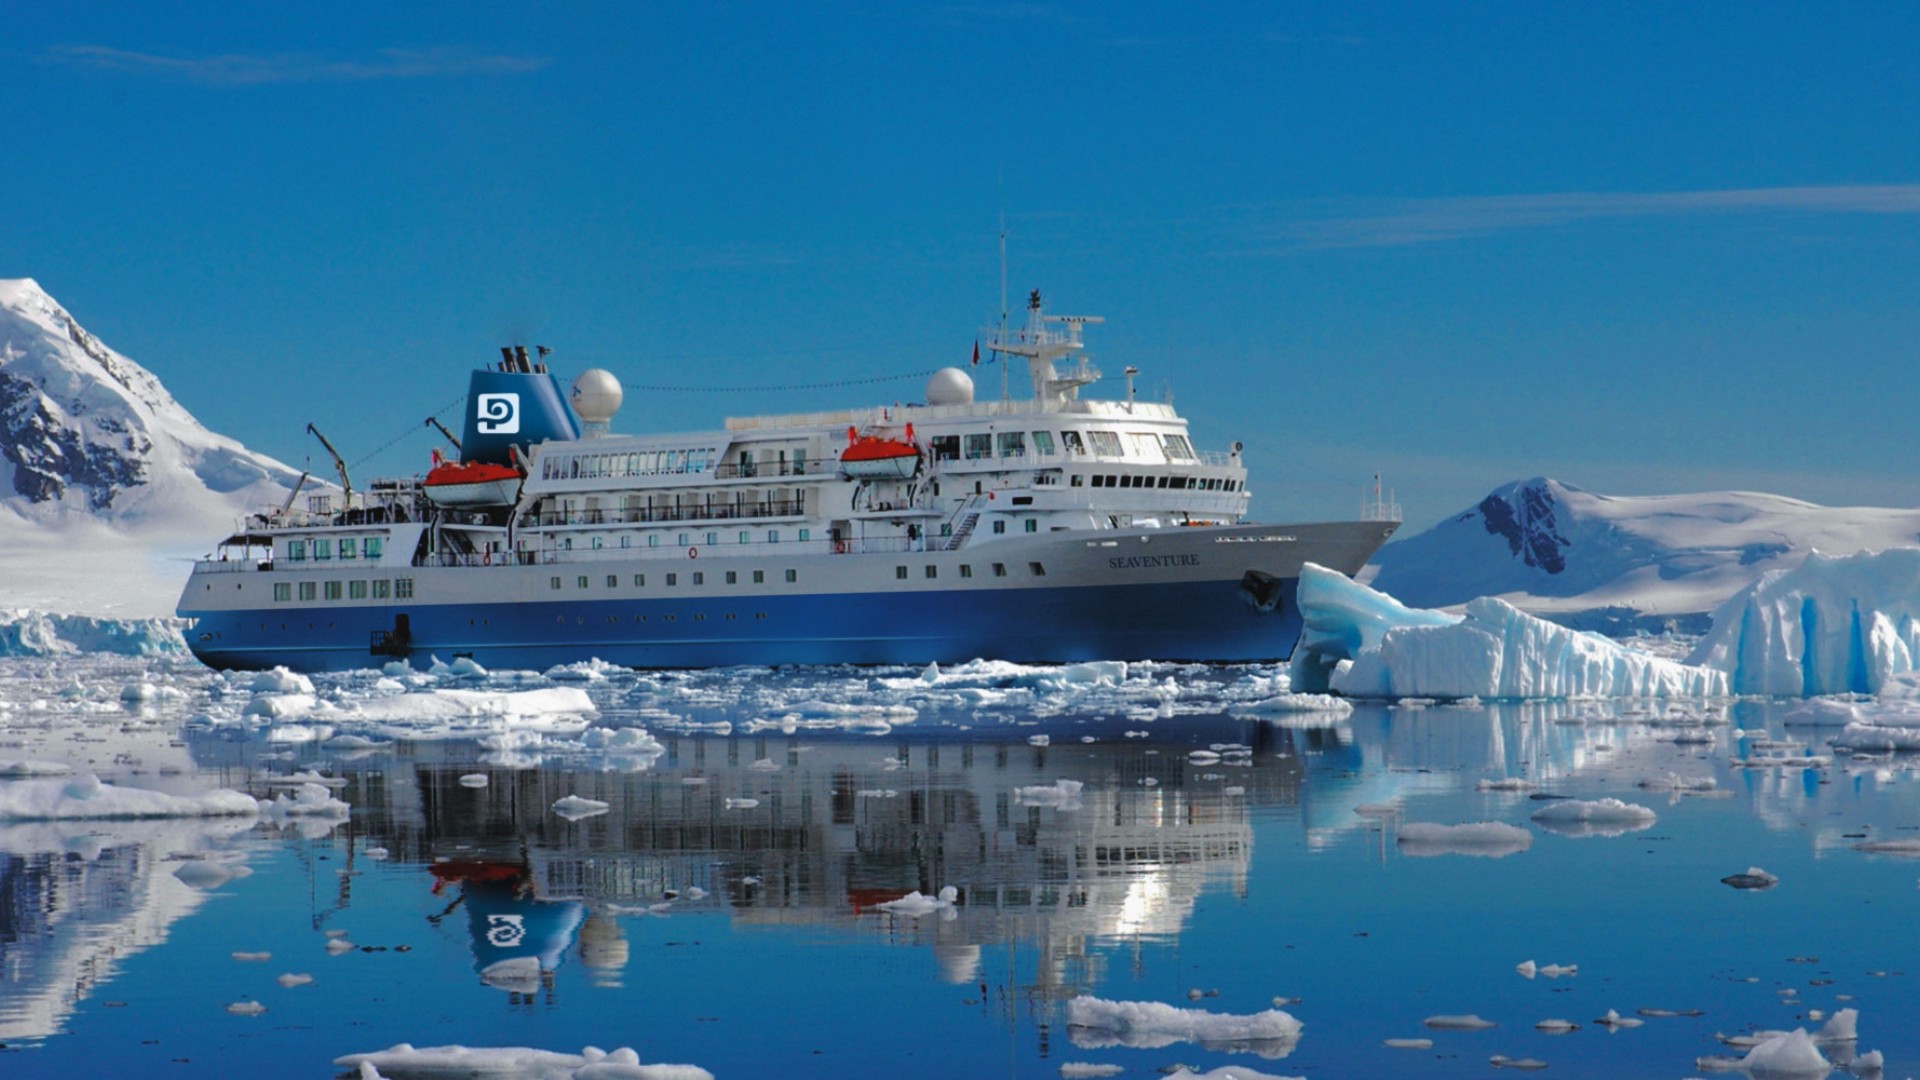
[184,576,1303,672]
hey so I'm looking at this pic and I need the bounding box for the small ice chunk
[552,795,610,821]
[1423,1014,1498,1030]
[1489,1055,1548,1070]
[326,938,356,955]
[1384,1038,1433,1049]
[1516,959,1536,979]
[277,973,313,988]
[232,951,271,962]
[1721,866,1779,890]
[1595,1009,1643,1029]
[1535,1018,1578,1033]
[1058,1066,1125,1078]
[225,1001,267,1016]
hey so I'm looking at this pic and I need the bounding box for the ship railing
[440,534,937,567]
[524,500,807,528]
[1194,450,1236,466]
[192,557,271,573]
[711,460,825,480]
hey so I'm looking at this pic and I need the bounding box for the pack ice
[1289,564,1726,700]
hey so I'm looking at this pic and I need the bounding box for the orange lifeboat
[839,424,920,480]
[423,449,523,507]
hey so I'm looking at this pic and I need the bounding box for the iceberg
[1689,547,1920,696]
[1065,996,1302,1058]
[1290,563,1726,699]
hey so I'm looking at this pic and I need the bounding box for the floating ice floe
[0,774,257,820]
[1515,960,1577,979]
[1384,1037,1433,1049]
[1695,1028,1831,1075]
[1289,563,1726,700]
[1690,548,1920,696]
[1396,822,1532,858]
[1014,779,1085,809]
[1488,1055,1548,1070]
[1057,1066,1126,1079]
[1594,1009,1643,1029]
[552,795,610,821]
[1721,867,1780,890]
[1423,1014,1498,1030]
[333,1043,714,1080]
[258,783,351,824]
[277,972,312,987]
[1528,798,1656,838]
[1065,996,1302,1058]
[877,886,958,918]
[1160,1068,1305,1080]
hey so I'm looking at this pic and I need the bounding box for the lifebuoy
[688,546,699,559]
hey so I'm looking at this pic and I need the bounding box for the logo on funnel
[477,393,520,434]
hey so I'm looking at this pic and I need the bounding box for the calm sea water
[2,657,1915,1078]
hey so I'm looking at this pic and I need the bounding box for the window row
[541,446,720,482]
[286,536,385,562]
[894,561,1043,580]
[928,429,1197,463]
[272,577,414,602]
[548,569,800,590]
[559,527,812,551]
[1080,474,1239,491]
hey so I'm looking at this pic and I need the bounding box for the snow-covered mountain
[0,278,304,616]
[1367,477,1920,632]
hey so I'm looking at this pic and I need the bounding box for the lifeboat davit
[423,450,523,507]
[840,424,920,480]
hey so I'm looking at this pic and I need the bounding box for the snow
[333,1043,714,1080]
[1369,476,1920,631]
[1396,821,1532,858]
[0,279,306,617]
[0,774,258,820]
[1290,563,1726,700]
[1690,547,1920,696]
[1065,996,1303,1057]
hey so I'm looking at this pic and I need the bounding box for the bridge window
[288,540,307,561]
[997,431,1025,457]
[1031,431,1056,456]
[364,537,383,558]
[1062,431,1085,456]
[965,434,992,460]
[1087,431,1123,456]
[315,539,332,560]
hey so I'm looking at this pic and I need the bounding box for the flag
[971,340,980,366]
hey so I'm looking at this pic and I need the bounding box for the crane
[424,416,462,453]
[306,423,352,507]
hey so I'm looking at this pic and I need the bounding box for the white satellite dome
[925,367,975,406]
[570,368,624,424]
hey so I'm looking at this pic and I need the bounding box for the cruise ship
[177,294,1398,671]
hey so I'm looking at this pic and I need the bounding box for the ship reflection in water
[336,722,1303,996]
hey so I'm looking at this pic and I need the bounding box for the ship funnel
[461,361,583,466]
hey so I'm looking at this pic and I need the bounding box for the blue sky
[6,2,1919,530]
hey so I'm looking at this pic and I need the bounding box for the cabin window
[706,532,718,546]
[726,571,738,584]
[649,534,660,547]
[678,533,690,547]
[991,563,1007,577]
[577,576,589,589]
[298,582,317,601]
[693,572,704,585]
[621,535,632,548]
[634,574,646,586]
[349,580,368,599]
[1031,431,1056,456]
[924,565,937,579]
[1158,476,1170,488]
[1071,475,1084,487]
[965,434,992,460]
[1162,433,1195,460]
[607,575,618,588]
[315,539,332,560]
[1061,431,1086,455]
[992,520,1006,535]
[563,538,573,550]
[767,530,779,543]
[1087,431,1123,456]
[798,528,810,541]
[273,583,291,602]
[339,538,357,560]
[959,565,973,579]
[785,569,797,583]
[288,540,307,562]
[931,435,960,461]
[667,573,678,586]
[998,431,1026,458]
[592,536,604,549]
[739,531,750,544]
[896,566,908,580]
[753,570,765,584]
[395,578,414,598]
[1029,562,1046,576]
[373,580,391,599]
[324,581,343,601]
[364,537,383,558]
[550,577,562,590]
[1025,519,1038,533]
